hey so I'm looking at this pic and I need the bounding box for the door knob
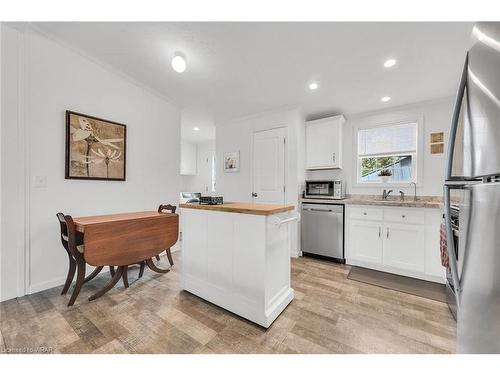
[252,192,258,197]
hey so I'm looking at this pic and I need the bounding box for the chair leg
[138,262,145,278]
[88,266,124,301]
[83,266,103,284]
[165,248,174,266]
[67,258,85,307]
[61,255,76,295]
[146,258,170,274]
[122,265,129,288]
[109,266,115,276]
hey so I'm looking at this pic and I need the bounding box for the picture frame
[65,110,127,181]
[223,151,240,172]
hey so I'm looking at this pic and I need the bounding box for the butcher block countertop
[179,202,295,216]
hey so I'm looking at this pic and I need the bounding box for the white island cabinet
[179,202,296,328]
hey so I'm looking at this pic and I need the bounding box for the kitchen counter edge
[179,202,295,216]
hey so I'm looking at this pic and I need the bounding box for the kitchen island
[179,202,296,328]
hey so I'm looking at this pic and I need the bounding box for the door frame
[250,126,287,204]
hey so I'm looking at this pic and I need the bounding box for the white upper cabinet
[305,115,345,170]
[180,141,197,175]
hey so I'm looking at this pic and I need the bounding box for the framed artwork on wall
[223,151,240,172]
[65,110,127,181]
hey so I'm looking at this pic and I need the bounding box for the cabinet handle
[402,215,406,218]
[378,226,381,238]
[333,153,336,163]
[363,212,367,216]
[386,228,390,239]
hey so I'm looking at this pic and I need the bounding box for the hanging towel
[440,222,449,268]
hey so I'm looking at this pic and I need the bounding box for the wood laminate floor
[0,253,456,354]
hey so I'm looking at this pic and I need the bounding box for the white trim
[15,28,28,297]
[352,115,425,188]
[23,28,31,296]
[28,277,66,295]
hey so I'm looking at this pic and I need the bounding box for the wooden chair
[138,204,177,278]
[57,213,115,306]
[155,204,177,265]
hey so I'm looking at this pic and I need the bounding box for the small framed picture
[224,151,240,172]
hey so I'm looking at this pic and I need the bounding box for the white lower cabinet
[349,220,383,263]
[346,206,445,283]
[383,223,425,273]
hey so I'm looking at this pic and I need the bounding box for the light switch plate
[33,175,47,188]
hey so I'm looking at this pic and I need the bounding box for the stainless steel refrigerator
[444,22,500,354]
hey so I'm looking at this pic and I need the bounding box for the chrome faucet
[409,182,417,201]
[382,189,393,200]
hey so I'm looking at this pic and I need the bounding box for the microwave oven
[304,180,345,200]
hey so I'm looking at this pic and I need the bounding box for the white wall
[181,141,215,194]
[305,97,454,197]
[216,108,303,256]
[0,25,181,300]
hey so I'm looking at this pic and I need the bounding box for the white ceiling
[33,22,473,142]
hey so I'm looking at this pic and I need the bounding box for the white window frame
[353,116,424,188]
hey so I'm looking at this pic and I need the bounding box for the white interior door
[252,127,285,204]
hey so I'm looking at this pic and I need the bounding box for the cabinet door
[348,219,383,263]
[383,223,425,272]
[306,118,341,169]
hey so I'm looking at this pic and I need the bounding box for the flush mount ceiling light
[171,53,187,73]
[381,96,391,102]
[193,127,200,131]
[384,58,397,68]
[308,82,319,90]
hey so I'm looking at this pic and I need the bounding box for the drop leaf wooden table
[72,211,179,301]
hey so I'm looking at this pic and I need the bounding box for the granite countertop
[179,202,295,216]
[301,194,443,209]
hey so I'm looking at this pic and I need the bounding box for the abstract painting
[65,111,126,180]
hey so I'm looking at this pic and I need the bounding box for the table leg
[138,262,145,278]
[122,265,129,288]
[88,266,123,301]
[166,248,174,266]
[83,266,103,284]
[146,258,170,274]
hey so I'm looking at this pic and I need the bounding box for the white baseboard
[29,277,66,294]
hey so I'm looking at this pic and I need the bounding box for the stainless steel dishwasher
[301,202,344,263]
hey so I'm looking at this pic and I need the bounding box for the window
[357,122,418,184]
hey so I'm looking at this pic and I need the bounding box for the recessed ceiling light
[384,58,397,68]
[171,53,186,73]
[309,82,319,90]
[193,127,200,131]
[381,96,391,102]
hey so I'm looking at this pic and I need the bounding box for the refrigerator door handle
[445,53,469,181]
[444,185,461,308]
